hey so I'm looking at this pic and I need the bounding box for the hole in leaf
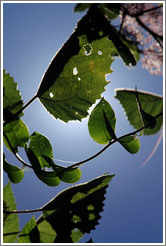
[88,213,96,221]
[73,67,78,75]
[105,74,111,82]
[83,44,93,56]
[87,204,95,211]
[49,92,54,98]
[71,215,82,223]
[98,51,102,55]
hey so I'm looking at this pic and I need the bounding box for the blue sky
[3,3,164,243]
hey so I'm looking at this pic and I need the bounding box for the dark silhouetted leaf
[3,69,23,122]
[3,154,24,183]
[37,7,115,122]
[3,119,29,153]
[36,174,115,243]
[17,217,40,243]
[3,182,19,243]
[88,98,116,144]
[29,132,53,168]
[119,136,140,154]
[115,89,163,135]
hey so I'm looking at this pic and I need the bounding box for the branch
[3,94,38,126]
[130,5,163,17]
[3,132,32,169]
[4,208,42,214]
[65,112,162,171]
[122,6,163,49]
[136,16,163,49]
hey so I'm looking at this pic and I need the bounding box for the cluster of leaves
[3,175,114,243]
[3,3,163,243]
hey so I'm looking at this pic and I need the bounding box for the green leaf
[3,154,24,183]
[88,98,116,144]
[25,147,60,186]
[74,3,92,12]
[135,88,156,129]
[3,69,23,122]
[57,166,82,183]
[121,39,140,63]
[115,89,163,135]
[37,219,57,243]
[3,182,19,243]
[29,132,53,168]
[36,174,115,243]
[37,7,115,122]
[119,136,140,154]
[3,119,29,152]
[17,217,40,243]
[42,155,81,184]
[99,3,121,20]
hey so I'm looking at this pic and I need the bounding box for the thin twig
[3,132,32,169]
[4,208,42,214]
[3,94,38,126]
[136,16,163,49]
[64,112,162,171]
[131,5,162,17]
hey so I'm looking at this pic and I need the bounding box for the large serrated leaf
[3,69,23,122]
[115,89,163,135]
[36,174,115,243]
[37,7,115,123]
[3,182,19,243]
[88,98,116,144]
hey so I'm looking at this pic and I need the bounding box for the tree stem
[4,208,42,214]
[65,126,145,170]
[65,111,162,171]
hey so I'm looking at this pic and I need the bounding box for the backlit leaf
[3,119,29,153]
[3,69,23,122]
[29,132,53,168]
[119,136,140,154]
[74,3,92,12]
[42,155,81,184]
[3,182,19,243]
[37,219,57,243]
[115,89,163,135]
[99,3,121,20]
[3,154,24,183]
[37,7,115,122]
[88,98,116,144]
[17,217,40,243]
[25,147,60,187]
[36,174,114,243]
